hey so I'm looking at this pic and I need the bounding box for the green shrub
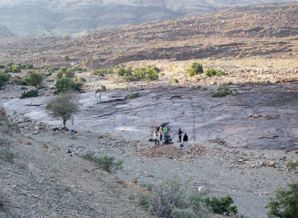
[0,149,16,162]
[11,64,21,73]
[286,160,298,171]
[129,93,140,99]
[24,71,44,92]
[63,56,70,61]
[48,66,59,72]
[203,195,237,215]
[173,78,179,83]
[52,127,60,131]
[93,69,105,77]
[0,73,11,89]
[12,76,26,86]
[20,87,28,90]
[55,78,82,94]
[117,65,159,82]
[20,90,38,99]
[75,77,86,83]
[81,150,95,160]
[99,154,124,173]
[187,62,203,77]
[96,86,107,93]
[266,183,298,218]
[64,68,75,78]
[81,151,123,173]
[62,34,70,40]
[212,87,238,97]
[137,173,206,217]
[46,79,54,82]
[22,64,33,69]
[6,61,13,67]
[0,65,5,69]
[201,87,208,91]
[205,68,217,77]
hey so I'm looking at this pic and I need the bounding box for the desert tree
[24,71,44,93]
[45,92,80,128]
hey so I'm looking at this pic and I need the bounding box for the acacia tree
[46,92,80,128]
[24,71,44,93]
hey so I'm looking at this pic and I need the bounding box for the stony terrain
[0,2,297,217]
[0,99,297,217]
[0,0,293,38]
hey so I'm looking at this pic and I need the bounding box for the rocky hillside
[0,0,293,38]
[0,2,297,69]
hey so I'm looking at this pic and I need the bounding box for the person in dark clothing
[183,133,188,148]
[178,128,183,142]
[165,132,170,145]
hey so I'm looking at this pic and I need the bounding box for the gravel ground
[21,125,297,218]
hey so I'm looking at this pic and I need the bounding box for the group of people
[152,126,188,148]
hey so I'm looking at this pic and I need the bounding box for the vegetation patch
[266,183,298,218]
[137,173,208,217]
[205,68,228,77]
[0,73,11,89]
[129,93,140,99]
[20,90,39,99]
[203,195,238,216]
[81,151,123,173]
[187,62,203,77]
[212,86,239,97]
[116,65,159,82]
[54,78,82,94]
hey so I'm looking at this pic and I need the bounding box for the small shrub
[48,66,59,72]
[187,62,203,77]
[201,87,208,91]
[62,34,70,40]
[173,78,179,83]
[6,61,13,67]
[137,173,207,217]
[20,90,38,99]
[81,151,123,173]
[52,127,60,131]
[212,87,238,97]
[20,86,28,90]
[129,93,140,99]
[286,160,298,171]
[203,195,237,215]
[11,64,21,73]
[63,56,70,61]
[46,79,54,82]
[99,154,124,173]
[0,73,11,89]
[96,85,107,93]
[266,183,298,218]
[0,65,5,69]
[0,148,16,162]
[205,68,217,77]
[81,150,95,160]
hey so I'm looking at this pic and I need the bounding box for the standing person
[153,131,159,145]
[163,126,168,134]
[178,128,183,143]
[96,92,101,103]
[159,127,163,141]
[165,132,170,145]
[183,133,188,148]
[154,131,159,145]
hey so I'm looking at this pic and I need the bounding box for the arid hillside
[0,2,297,70]
[0,0,294,38]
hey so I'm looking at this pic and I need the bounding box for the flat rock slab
[2,84,298,150]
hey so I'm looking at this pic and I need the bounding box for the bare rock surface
[2,84,298,151]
